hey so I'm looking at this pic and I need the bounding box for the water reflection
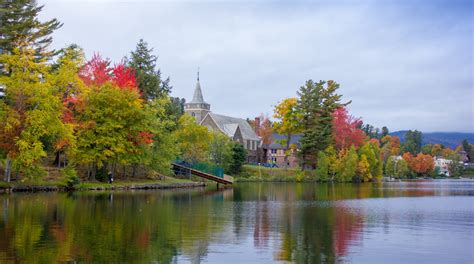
[0,181,473,263]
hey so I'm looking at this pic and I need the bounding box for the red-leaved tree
[332,107,366,151]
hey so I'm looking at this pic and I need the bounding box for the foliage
[228,143,247,175]
[403,130,423,155]
[249,114,273,145]
[174,114,212,163]
[273,97,303,167]
[127,39,171,100]
[209,132,233,169]
[337,146,358,182]
[59,166,80,188]
[0,0,62,67]
[404,153,434,176]
[357,154,371,182]
[315,151,329,182]
[297,80,346,169]
[332,107,366,151]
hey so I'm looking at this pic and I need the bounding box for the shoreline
[0,181,206,193]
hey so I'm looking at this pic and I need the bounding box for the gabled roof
[266,133,303,149]
[202,112,260,141]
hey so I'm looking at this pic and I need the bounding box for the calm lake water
[0,181,473,263]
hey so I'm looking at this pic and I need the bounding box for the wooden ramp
[171,163,233,185]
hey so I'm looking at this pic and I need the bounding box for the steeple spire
[197,67,200,81]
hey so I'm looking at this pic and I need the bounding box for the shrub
[60,166,80,188]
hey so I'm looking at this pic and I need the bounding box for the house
[184,73,261,163]
[0,84,5,98]
[263,133,302,168]
[434,157,452,176]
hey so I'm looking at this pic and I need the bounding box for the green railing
[174,159,224,178]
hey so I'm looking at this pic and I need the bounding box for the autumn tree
[357,154,371,182]
[337,146,358,182]
[127,39,171,100]
[251,114,273,146]
[297,80,346,169]
[0,48,71,181]
[273,98,303,168]
[408,153,434,176]
[0,0,62,67]
[331,107,366,151]
[325,145,339,181]
[174,114,212,164]
[359,140,383,181]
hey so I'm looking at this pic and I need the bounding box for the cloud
[39,0,473,132]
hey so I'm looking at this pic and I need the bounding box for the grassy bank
[0,177,204,192]
[236,165,316,182]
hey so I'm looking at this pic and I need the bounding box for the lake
[0,180,473,263]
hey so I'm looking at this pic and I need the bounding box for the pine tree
[228,143,247,175]
[297,80,346,169]
[127,39,170,100]
[0,0,62,64]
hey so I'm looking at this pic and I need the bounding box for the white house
[434,157,452,176]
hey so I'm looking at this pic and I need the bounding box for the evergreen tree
[127,39,170,100]
[228,143,247,175]
[297,80,346,169]
[403,130,423,154]
[381,126,389,138]
[0,0,62,64]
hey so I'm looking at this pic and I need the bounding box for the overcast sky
[39,0,473,132]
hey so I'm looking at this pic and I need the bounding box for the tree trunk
[54,151,60,168]
[4,159,11,182]
[122,165,126,178]
[132,164,137,178]
[112,161,116,179]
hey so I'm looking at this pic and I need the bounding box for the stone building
[184,73,261,163]
[263,133,302,168]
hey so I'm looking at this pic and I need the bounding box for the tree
[0,47,71,181]
[359,140,383,181]
[315,151,329,182]
[174,114,212,164]
[357,154,371,182]
[403,130,423,155]
[127,39,170,100]
[228,143,247,175]
[297,80,347,169]
[396,159,409,179]
[409,153,434,176]
[251,114,273,145]
[331,107,366,151]
[0,0,62,66]
[325,145,339,181]
[385,156,396,177]
[273,98,303,168]
[338,146,358,182]
[209,132,233,168]
[381,126,389,138]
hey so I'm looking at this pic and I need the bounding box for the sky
[39,0,473,132]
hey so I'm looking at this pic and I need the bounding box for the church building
[184,73,261,163]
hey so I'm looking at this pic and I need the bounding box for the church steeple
[184,69,211,123]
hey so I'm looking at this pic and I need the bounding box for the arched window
[191,112,196,117]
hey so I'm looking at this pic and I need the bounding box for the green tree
[0,0,62,66]
[385,156,396,177]
[381,126,389,138]
[403,130,423,155]
[315,151,329,182]
[396,159,409,179]
[209,132,233,169]
[325,145,339,181]
[338,146,358,182]
[297,80,346,169]
[174,114,212,163]
[228,143,247,175]
[127,39,170,100]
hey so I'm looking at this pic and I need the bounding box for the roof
[188,80,208,104]
[266,133,303,149]
[203,113,260,141]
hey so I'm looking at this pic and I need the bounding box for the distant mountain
[390,131,474,149]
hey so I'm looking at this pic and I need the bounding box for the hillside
[390,131,474,149]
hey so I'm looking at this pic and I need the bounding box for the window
[271,149,277,154]
[272,157,277,163]
[191,112,196,117]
